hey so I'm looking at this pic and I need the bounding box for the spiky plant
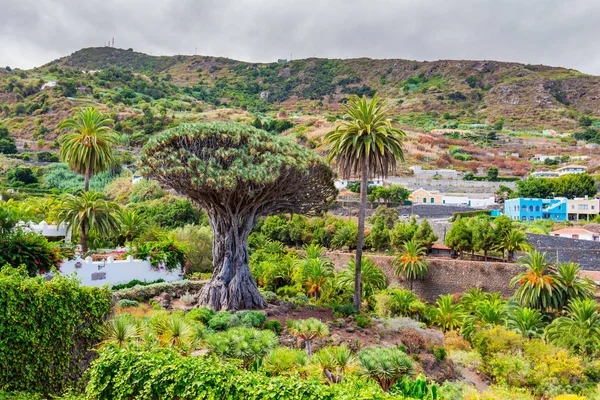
[58,107,117,191]
[461,298,508,340]
[303,243,326,260]
[263,347,309,377]
[117,208,147,244]
[506,307,546,338]
[325,94,405,311]
[312,345,356,384]
[546,298,600,356]
[100,315,139,348]
[430,295,464,332]
[297,257,334,300]
[393,239,429,290]
[510,251,563,311]
[287,318,330,355]
[358,347,415,392]
[157,315,196,349]
[206,326,278,368]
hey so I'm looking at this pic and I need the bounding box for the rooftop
[550,228,598,236]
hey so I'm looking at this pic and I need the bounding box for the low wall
[325,251,522,301]
[60,256,183,287]
[528,233,600,271]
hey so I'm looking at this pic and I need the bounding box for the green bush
[236,310,267,328]
[185,307,215,325]
[260,290,279,304]
[0,231,62,276]
[116,299,139,308]
[0,267,111,394]
[333,303,358,317]
[128,239,187,271]
[208,312,240,331]
[264,319,284,334]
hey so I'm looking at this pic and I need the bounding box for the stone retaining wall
[528,233,600,271]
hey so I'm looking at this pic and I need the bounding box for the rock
[345,327,355,333]
[153,292,172,309]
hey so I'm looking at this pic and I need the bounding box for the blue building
[504,198,567,221]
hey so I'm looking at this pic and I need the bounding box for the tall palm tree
[58,107,117,191]
[510,251,562,311]
[325,94,404,311]
[393,239,429,290]
[56,191,120,252]
[556,262,596,308]
[338,258,387,303]
[117,208,147,244]
[494,229,532,262]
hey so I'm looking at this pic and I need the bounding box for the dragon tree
[141,122,336,310]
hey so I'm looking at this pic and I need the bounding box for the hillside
[2,47,600,178]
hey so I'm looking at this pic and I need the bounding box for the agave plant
[206,327,278,368]
[510,250,563,311]
[312,345,356,384]
[287,318,330,355]
[393,239,429,290]
[546,298,600,356]
[358,347,415,392]
[430,295,464,332]
[506,307,546,338]
[100,315,139,348]
[262,347,308,377]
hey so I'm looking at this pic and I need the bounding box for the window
[443,200,446,204]
[521,206,527,211]
[571,205,575,209]
[430,198,434,203]
[578,204,588,210]
[593,206,596,210]
[572,234,579,239]
[521,217,526,221]
[529,217,534,221]
[535,206,540,212]
[416,197,420,202]
[423,197,427,203]
[555,214,560,218]
[528,206,534,212]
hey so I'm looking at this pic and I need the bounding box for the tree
[297,257,334,300]
[486,167,499,181]
[495,229,532,261]
[55,191,120,252]
[58,108,117,191]
[394,239,429,290]
[338,258,387,302]
[445,217,472,257]
[358,347,415,392]
[390,218,418,249]
[510,251,562,311]
[0,125,17,155]
[412,218,438,248]
[546,298,600,356]
[470,216,495,260]
[555,262,596,308]
[368,206,398,229]
[116,209,147,244]
[516,177,554,199]
[325,94,404,311]
[173,225,214,274]
[506,307,545,338]
[430,294,464,331]
[366,217,389,250]
[287,318,330,355]
[553,174,597,199]
[7,167,37,185]
[141,122,335,310]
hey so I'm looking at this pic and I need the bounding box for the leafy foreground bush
[0,267,112,394]
[85,347,400,400]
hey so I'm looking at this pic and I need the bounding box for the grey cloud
[0,0,599,74]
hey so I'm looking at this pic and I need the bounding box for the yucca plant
[394,239,429,290]
[430,295,464,332]
[263,347,308,377]
[325,93,405,311]
[510,251,563,311]
[546,298,600,356]
[100,315,139,348]
[206,326,278,368]
[156,315,196,349]
[312,345,356,384]
[506,307,546,338]
[287,318,330,355]
[358,347,415,392]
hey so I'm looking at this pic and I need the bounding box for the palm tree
[303,243,326,259]
[117,208,147,244]
[510,251,562,311]
[358,347,415,392]
[58,107,117,191]
[55,191,120,252]
[556,262,596,308]
[297,257,334,300]
[430,294,464,331]
[286,318,330,355]
[506,307,546,338]
[461,298,508,340]
[338,258,387,303]
[546,298,600,356]
[394,239,429,290]
[494,229,532,262]
[325,94,404,311]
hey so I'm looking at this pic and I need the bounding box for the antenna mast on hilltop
[112,37,114,47]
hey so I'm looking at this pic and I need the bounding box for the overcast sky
[2,0,600,74]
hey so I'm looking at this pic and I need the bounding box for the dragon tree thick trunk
[354,162,368,311]
[198,213,266,311]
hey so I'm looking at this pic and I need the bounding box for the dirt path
[455,366,489,392]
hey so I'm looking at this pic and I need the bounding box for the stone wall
[527,233,600,271]
[386,177,516,194]
[325,251,522,301]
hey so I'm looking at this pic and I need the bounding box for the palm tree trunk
[84,153,95,192]
[354,161,368,311]
[80,224,89,253]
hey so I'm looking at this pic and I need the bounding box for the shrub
[358,347,415,391]
[129,179,165,203]
[333,303,358,317]
[0,231,62,276]
[433,347,447,361]
[260,290,279,304]
[263,347,308,376]
[116,299,139,308]
[185,307,215,324]
[208,312,240,331]
[113,280,205,300]
[180,292,195,305]
[111,278,165,290]
[128,239,187,271]
[205,327,278,368]
[0,267,111,394]
[236,310,266,328]
[264,319,283,334]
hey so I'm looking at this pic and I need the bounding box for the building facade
[410,188,443,204]
[550,228,599,241]
[557,165,586,176]
[567,198,600,221]
[504,198,567,221]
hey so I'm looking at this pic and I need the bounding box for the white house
[530,171,560,178]
[550,228,599,241]
[17,220,71,242]
[557,165,586,176]
[442,195,496,208]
